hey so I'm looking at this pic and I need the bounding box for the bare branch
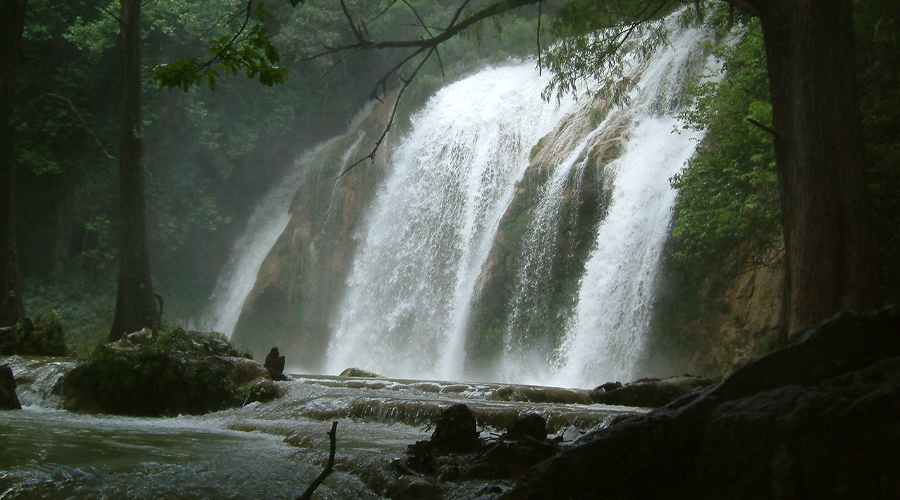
[99,4,124,27]
[15,93,117,161]
[296,421,338,500]
[339,0,365,44]
[302,0,539,62]
[746,117,775,136]
[401,0,441,34]
[316,0,669,177]
[305,47,366,98]
[337,46,437,180]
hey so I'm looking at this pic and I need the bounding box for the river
[1,356,642,499]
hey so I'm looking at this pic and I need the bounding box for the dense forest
[2,0,898,360]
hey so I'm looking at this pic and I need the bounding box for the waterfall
[325,65,576,380]
[547,24,711,387]
[325,17,710,385]
[198,104,375,336]
[212,11,713,387]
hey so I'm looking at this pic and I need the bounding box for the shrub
[0,311,68,356]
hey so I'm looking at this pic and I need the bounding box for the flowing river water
[1,356,642,499]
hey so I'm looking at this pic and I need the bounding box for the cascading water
[325,65,576,380]
[547,23,711,387]
[325,16,711,386]
[197,104,374,336]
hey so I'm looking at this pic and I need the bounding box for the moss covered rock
[60,327,274,416]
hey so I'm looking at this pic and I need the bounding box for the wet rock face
[502,414,548,442]
[397,405,561,497]
[0,365,21,410]
[264,347,287,380]
[502,307,900,500]
[339,367,385,378]
[589,375,719,408]
[430,403,481,453]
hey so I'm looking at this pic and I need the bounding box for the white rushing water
[325,64,576,380]
[198,105,375,336]
[547,24,711,387]
[326,16,710,386]
[1,355,635,499]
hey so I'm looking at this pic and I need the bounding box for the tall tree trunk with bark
[748,0,876,332]
[0,0,27,328]
[109,0,158,341]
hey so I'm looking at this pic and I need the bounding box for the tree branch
[296,421,338,500]
[337,45,436,180]
[301,0,539,62]
[746,117,775,136]
[15,93,117,161]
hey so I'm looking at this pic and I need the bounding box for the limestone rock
[589,374,719,408]
[264,347,287,381]
[339,367,385,378]
[0,365,21,410]
[110,328,153,351]
[502,414,548,442]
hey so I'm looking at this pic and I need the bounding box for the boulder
[502,414,548,442]
[589,374,719,408]
[0,365,21,410]
[501,307,900,499]
[430,403,481,452]
[264,347,287,380]
[339,367,385,378]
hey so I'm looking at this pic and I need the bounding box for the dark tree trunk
[0,0,27,328]
[109,0,158,341]
[749,0,876,332]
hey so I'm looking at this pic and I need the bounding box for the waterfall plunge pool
[2,361,644,499]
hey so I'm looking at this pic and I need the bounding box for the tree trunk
[753,0,875,332]
[109,0,158,341]
[0,0,27,328]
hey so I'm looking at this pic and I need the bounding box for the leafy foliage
[0,312,68,357]
[154,2,290,91]
[669,19,780,269]
[60,325,250,416]
[543,0,677,103]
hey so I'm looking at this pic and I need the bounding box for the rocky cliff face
[230,101,396,370]
[645,244,786,378]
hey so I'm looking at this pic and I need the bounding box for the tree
[742,0,875,332]
[107,0,159,341]
[0,0,28,328]
[310,0,875,334]
[110,0,308,341]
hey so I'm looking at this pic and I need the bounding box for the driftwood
[297,421,338,500]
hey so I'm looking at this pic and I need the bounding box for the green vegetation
[667,4,900,298]
[9,0,549,344]
[647,1,900,375]
[0,311,67,357]
[670,19,780,270]
[61,326,250,416]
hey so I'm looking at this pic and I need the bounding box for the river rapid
[1,356,642,499]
